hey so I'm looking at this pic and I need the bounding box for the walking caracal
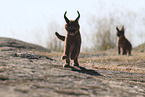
[55,11,81,67]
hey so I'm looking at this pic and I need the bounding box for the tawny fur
[55,11,81,67]
[116,26,132,55]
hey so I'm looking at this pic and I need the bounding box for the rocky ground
[0,37,145,97]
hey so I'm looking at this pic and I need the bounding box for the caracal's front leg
[118,45,120,55]
[62,38,71,67]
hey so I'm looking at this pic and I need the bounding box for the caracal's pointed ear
[121,25,125,32]
[64,11,69,23]
[75,11,80,22]
[116,26,120,32]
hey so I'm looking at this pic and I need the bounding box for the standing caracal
[116,26,132,55]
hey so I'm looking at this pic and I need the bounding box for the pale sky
[0,0,145,49]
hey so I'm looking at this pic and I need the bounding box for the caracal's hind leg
[73,57,79,66]
[71,44,81,66]
[128,49,132,56]
[122,48,127,55]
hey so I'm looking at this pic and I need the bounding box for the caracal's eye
[69,26,71,29]
[74,27,77,30]
[68,26,71,30]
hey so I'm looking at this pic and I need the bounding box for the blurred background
[0,0,145,52]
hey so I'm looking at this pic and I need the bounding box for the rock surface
[0,37,50,52]
[0,38,144,97]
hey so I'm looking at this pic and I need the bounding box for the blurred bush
[89,16,117,51]
[47,21,64,52]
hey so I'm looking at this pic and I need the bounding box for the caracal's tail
[55,32,65,41]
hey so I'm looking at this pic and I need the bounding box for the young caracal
[116,26,132,55]
[55,11,81,67]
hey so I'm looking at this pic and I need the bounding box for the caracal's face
[116,26,124,37]
[117,30,124,37]
[65,21,80,35]
[64,11,80,35]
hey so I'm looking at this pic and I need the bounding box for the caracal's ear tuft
[75,11,80,22]
[116,26,120,32]
[121,25,125,32]
[64,11,69,23]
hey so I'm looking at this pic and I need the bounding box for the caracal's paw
[74,63,79,67]
[61,55,68,60]
[63,63,70,68]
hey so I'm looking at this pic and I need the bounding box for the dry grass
[34,51,63,61]
[79,50,145,73]
[34,48,145,73]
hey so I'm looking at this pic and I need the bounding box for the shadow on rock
[69,66,102,76]
[12,52,55,61]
